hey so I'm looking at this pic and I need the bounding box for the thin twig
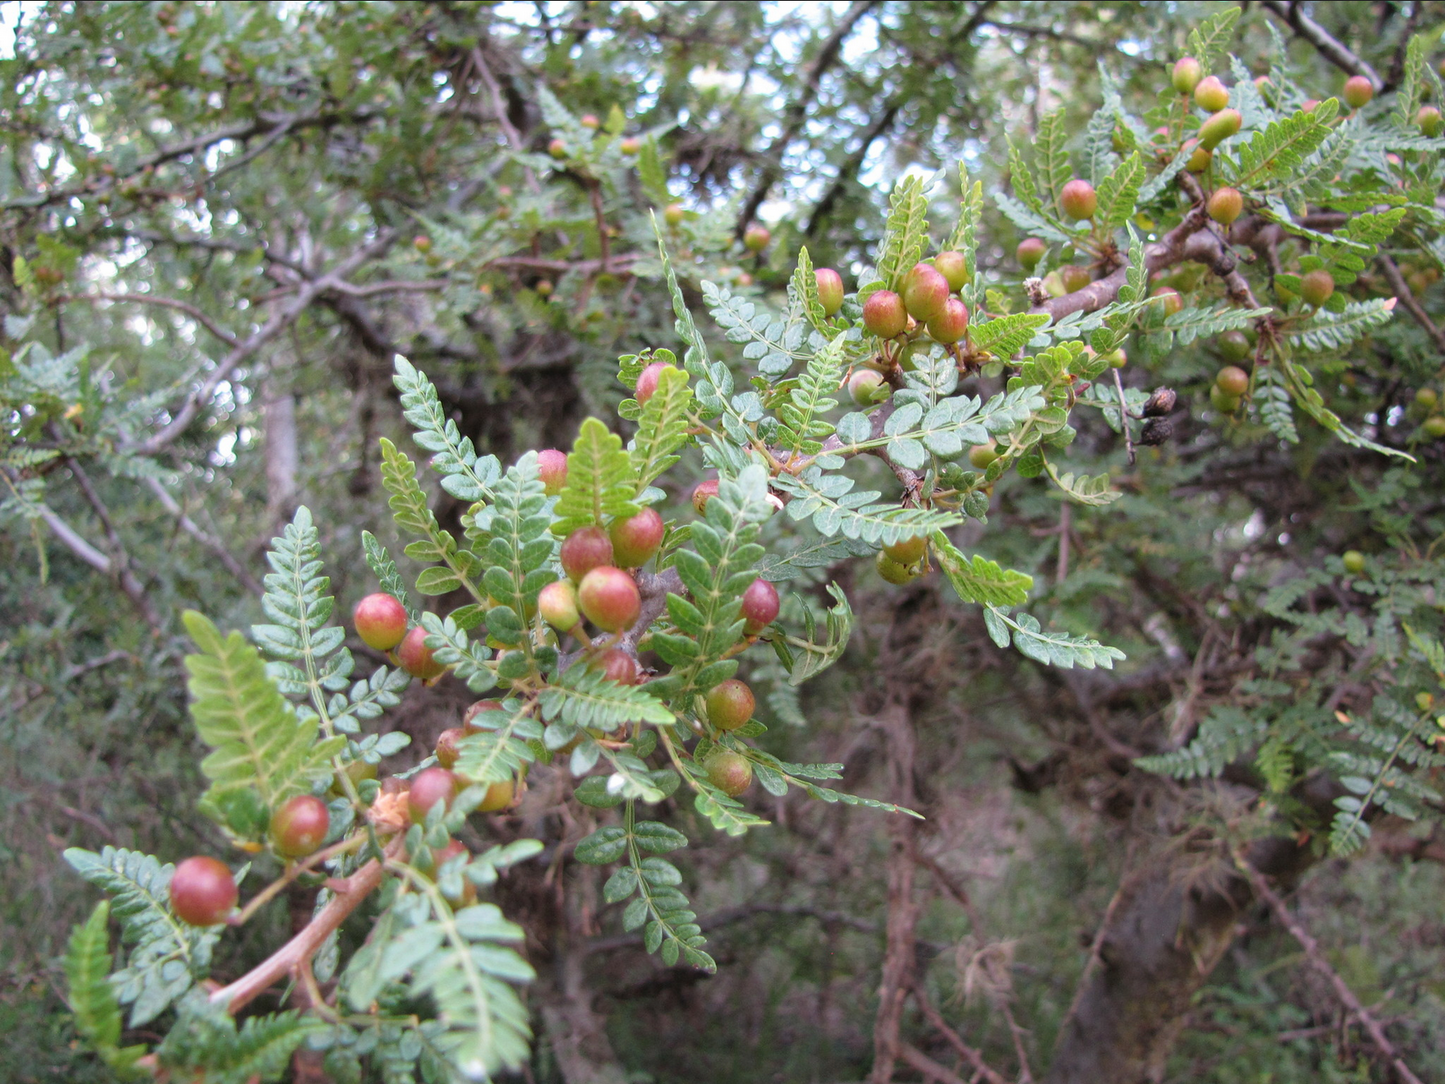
[144,476,262,594]
[1113,366,1135,466]
[911,982,1010,1084]
[60,292,239,347]
[1258,1,1383,89]
[1376,254,1445,357]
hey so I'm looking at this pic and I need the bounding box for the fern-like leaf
[776,331,845,458]
[933,534,1033,607]
[552,418,641,536]
[1227,101,1339,190]
[983,607,1125,669]
[1135,707,1266,780]
[630,363,694,491]
[1094,151,1144,229]
[772,583,854,685]
[875,174,931,290]
[65,902,148,1076]
[393,356,501,502]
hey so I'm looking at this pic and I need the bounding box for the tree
[4,2,1445,1082]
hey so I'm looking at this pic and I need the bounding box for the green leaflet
[65,902,147,1077]
[983,606,1125,669]
[772,583,854,685]
[1094,151,1143,230]
[875,174,930,290]
[551,417,640,536]
[776,330,846,458]
[392,355,501,503]
[932,533,1033,607]
[630,363,694,491]
[1227,100,1339,191]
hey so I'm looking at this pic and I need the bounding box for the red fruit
[692,479,720,515]
[743,225,770,252]
[580,113,600,129]
[609,507,664,567]
[1301,99,1320,114]
[1016,237,1046,270]
[548,138,567,159]
[815,268,844,315]
[169,857,238,926]
[1060,265,1091,294]
[270,794,330,858]
[862,290,908,338]
[1207,186,1243,225]
[635,361,677,406]
[1299,269,1335,307]
[595,647,640,685]
[705,679,755,731]
[703,750,752,797]
[561,526,614,583]
[900,262,951,323]
[1215,366,1250,397]
[1342,75,1374,109]
[353,593,408,651]
[1198,108,1241,149]
[883,535,927,565]
[398,626,445,680]
[933,251,968,291]
[740,578,780,632]
[577,566,641,631]
[1059,179,1097,220]
[538,580,581,631]
[1151,285,1183,316]
[436,727,467,769]
[926,298,970,344]
[462,700,507,729]
[1194,75,1229,112]
[407,767,459,823]
[620,137,641,155]
[849,368,888,405]
[538,449,568,495]
[1172,57,1202,94]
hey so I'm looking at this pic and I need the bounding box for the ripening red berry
[595,647,640,685]
[462,699,507,729]
[1215,366,1250,397]
[1016,237,1046,270]
[270,794,330,858]
[1198,108,1241,149]
[740,578,780,632]
[407,767,459,823]
[1059,179,1097,221]
[538,579,581,632]
[862,290,908,338]
[849,368,888,405]
[933,251,968,291]
[815,268,844,315]
[1342,75,1374,109]
[170,857,238,926]
[561,526,615,583]
[926,298,970,344]
[413,235,432,253]
[609,507,664,567]
[743,225,770,252]
[436,727,467,769]
[548,138,567,159]
[397,626,445,680]
[706,679,755,731]
[353,593,408,651]
[703,750,752,797]
[538,449,568,495]
[635,361,677,406]
[692,478,720,514]
[1299,269,1335,307]
[1151,285,1183,316]
[1207,186,1244,225]
[1171,57,1203,94]
[578,566,641,631]
[1194,76,1229,112]
[620,136,641,154]
[900,262,951,323]
[580,113,600,129]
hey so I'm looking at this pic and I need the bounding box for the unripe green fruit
[1414,388,1438,409]
[561,526,614,583]
[1207,186,1243,225]
[933,251,968,291]
[270,794,330,858]
[692,479,719,514]
[1416,106,1442,137]
[620,137,641,155]
[1218,330,1251,361]
[477,779,514,813]
[663,203,685,226]
[413,235,432,253]
[740,578,780,632]
[703,750,752,797]
[1209,384,1240,413]
[436,727,467,769]
[706,679,755,731]
[1424,415,1445,439]
[926,298,970,344]
[1104,347,1128,369]
[1017,237,1046,270]
[578,566,641,631]
[407,767,458,823]
[538,580,581,632]
[354,593,408,651]
[1341,550,1366,575]
[609,507,664,567]
[1060,265,1091,293]
[1172,56,1203,94]
[1194,76,1229,112]
[1342,75,1374,109]
[1152,286,1183,316]
[743,225,770,252]
[635,361,677,405]
[849,368,889,405]
[876,552,916,585]
[1059,178,1097,220]
[548,138,567,159]
[1198,108,1242,149]
[1041,270,1066,298]
[882,534,927,565]
[1183,139,1211,173]
[580,113,600,129]
[863,290,908,338]
[398,626,445,680]
[900,263,951,323]
[595,647,640,685]
[1215,366,1250,397]
[1299,269,1335,307]
[968,442,998,469]
[170,857,238,926]
[815,268,845,314]
[535,279,553,297]
[538,449,568,494]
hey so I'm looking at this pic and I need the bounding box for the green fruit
[1060,265,1091,293]
[1016,237,1046,270]
[663,203,685,226]
[353,593,408,651]
[1342,75,1374,109]
[1183,139,1211,173]
[413,235,432,253]
[876,552,915,584]
[620,137,641,155]
[1218,330,1251,361]
[1059,179,1097,220]
[398,626,445,680]
[1414,388,1438,409]
[1299,269,1335,307]
[926,298,970,344]
[548,138,567,159]
[705,679,755,731]
[1172,57,1203,94]
[169,857,238,926]
[815,268,845,314]
[1103,347,1128,368]
[703,750,752,797]
[933,251,968,291]
[743,224,770,252]
[1194,76,1229,112]
[1207,186,1243,225]
[1209,384,1240,413]
[882,535,927,565]
[1198,108,1242,149]
[331,758,377,796]
[1215,366,1250,397]
[1151,286,1183,316]
[476,780,514,813]
[609,507,664,567]
[538,580,581,632]
[849,368,889,405]
[270,794,330,858]
[1417,106,1443,137]
[862,290,908,338]
[577,566,641,631]
[1341,550,1366,575]
[968,442,998,469]
[1424,415,1445,439]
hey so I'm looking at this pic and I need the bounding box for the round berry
[1424,415,1445,439]
[692,479,720,515]
[968,442,998,469]
[1209,383,1241,413]
[1060,265,1091,294]
[926,298,970,344]
[538,580,581,632]
[1414,387,1438,409]
[703,750,752,797]
[463,700,507,729]
[609,507,664,568]
[635,361,677,406]
[620,137,641,155]
[413,235,432,253]
[876,552,915,585]
[1341,550,1367,575]
[663,203,685,226]
[849,368,889,405]
[1207,186,1243,225]
[1059,179,1097,221]
[900,263,951,323]
[862,290,908,338]
[1103,347,1128,368]
[1299,269,1335,307]
[743,225,770,252]
[548,138,567,159]
[740,578,780,633]
[580,113,600,129]
[1172,56,1203,94]
[1416,106,1443,137]
[561,525,614,583]
[1016,237,1046,270]
[578,567,641,631]
[538,449,568,495]
[933,251,968,291]
[1218,330,1251,361]
[436,727,467,769]
[1194,76,1229,112]
[354,593,408,651]
[1215,366,1250,397]
[170,857,238,926]
[1301,99,1320,114]
[1198,108,1242,149]
[1342,75,1374,109]
[815,268,845,315]
[535,279,554,297]
[398,626,445,680]
[595,647,640,685]
[476,779,514,813]
[1151,286,1183,316]
[270,794,330,858]
[1183,139,1211,173]
[705,679,754,731]
[407,767,458,823]
[883,535,927,565]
